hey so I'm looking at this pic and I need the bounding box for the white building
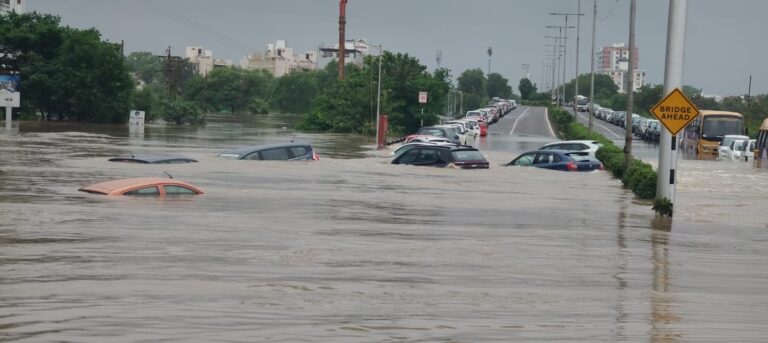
[598,43,645,93]
[186,46,214,76]
[319,39,371,67]
[0,0,24,14]
[240,40,317,77]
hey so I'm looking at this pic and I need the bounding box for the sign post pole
[418,91,428,127]
[1,90,20,131]
[655,0,690,215]
[4,106,11,131]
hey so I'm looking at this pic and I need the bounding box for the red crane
[338,0,348,80]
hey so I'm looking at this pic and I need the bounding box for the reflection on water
[1,112,767,342]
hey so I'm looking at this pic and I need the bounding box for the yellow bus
[682,110,745,157]
[754,118,768,169]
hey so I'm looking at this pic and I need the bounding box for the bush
[249,98,270,114]
[623,159,657,199]
[160,99,205,126]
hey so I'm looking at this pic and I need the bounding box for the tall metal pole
[575,0,582,101]
[657,0,689,211]
[561,23,567,105]
[624,0,636,170]
[588,0,597,133]
[375,45,383,146]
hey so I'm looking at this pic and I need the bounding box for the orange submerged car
[79,177,204,196]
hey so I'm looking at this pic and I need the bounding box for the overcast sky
[27,0,768,96]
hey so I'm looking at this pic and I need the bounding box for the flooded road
[1,109,766,342]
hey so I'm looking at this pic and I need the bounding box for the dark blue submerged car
[505,150,603,172]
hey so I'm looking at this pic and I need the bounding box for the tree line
[2,12,522,135]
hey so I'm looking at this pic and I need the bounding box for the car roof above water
[220,142,313,157]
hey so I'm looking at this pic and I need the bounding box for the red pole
[377,114,388,149]
[338,0,347,80]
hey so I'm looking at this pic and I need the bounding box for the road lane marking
[576,111,622,139]
[509,107,530,135]
[544,107,556,138]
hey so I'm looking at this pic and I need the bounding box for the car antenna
[163,171,174,179]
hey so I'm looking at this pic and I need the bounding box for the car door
[508,153,535,166]
[533,152,561,170]
[260,147,291,160]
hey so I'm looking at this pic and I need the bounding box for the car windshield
[452,150,486,162]
[417,128,446,137]
[703,116,743,139]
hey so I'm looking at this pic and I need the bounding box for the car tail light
[312,151,320,161]
[566,161,578,171]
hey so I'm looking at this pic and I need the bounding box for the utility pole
[487,47,493,75]
[338,0,348,80]
[589,0,598,133]
[436,49,442,69]
[747,75,752,104]
[657,0,689,212]
[624,0,637,170]
[547,25,574,105]
[550,9,584,102]
[373,44,383,147]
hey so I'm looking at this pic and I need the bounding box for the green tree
[50,29,134,123]
[682,85,702,98]
[125,51,163,84]
[271,71,321,113]
[563,74,619,104]
[634,84,664,115]
[518,78,537,100]
[300,52,450,135]
[457,68,487,110]
[487,72,513,99]
[0,13,134,123]
[183,67,272,113]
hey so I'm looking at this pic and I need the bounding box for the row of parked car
[403,99,517,146]
[590,105,662,142]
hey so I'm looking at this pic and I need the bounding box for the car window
[543,144,560,150]
[289,146,308,158]
[261,147,290,160]
[243,152,261,160]
[124,186,160,196]
[417,149,440,163]
[397,149,420,164]
[452,150,486,162]
[576,143,588,150]
[163,185,198,195]
[512,154,534,166]
[533,153,555,165]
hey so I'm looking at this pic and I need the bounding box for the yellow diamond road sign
[650,88,700,135]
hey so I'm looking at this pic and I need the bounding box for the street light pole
[547,25,575,105]
[589,0,598,133]
[657,0,689,212]
[373,44,383,147]
[624,0,637,170]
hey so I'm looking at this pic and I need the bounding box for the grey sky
[27,0,768,96]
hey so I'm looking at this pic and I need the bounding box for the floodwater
[1,110,766,342]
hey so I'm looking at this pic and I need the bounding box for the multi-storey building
[185,46,232,76]
[318,39,371,67]
[240,40,317,77]
[0,0,24,14]
[598,43,645,93]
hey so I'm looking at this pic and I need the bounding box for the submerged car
[79,177,204,196]
[391,142,456,158]
[108,154,198,164]
[539,140,602,155]
[391,145,489,169]
[218,143,319,161]
[505,150,603,172]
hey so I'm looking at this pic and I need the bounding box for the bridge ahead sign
[650,88,699,135]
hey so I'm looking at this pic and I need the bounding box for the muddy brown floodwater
[1,110,766,342]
